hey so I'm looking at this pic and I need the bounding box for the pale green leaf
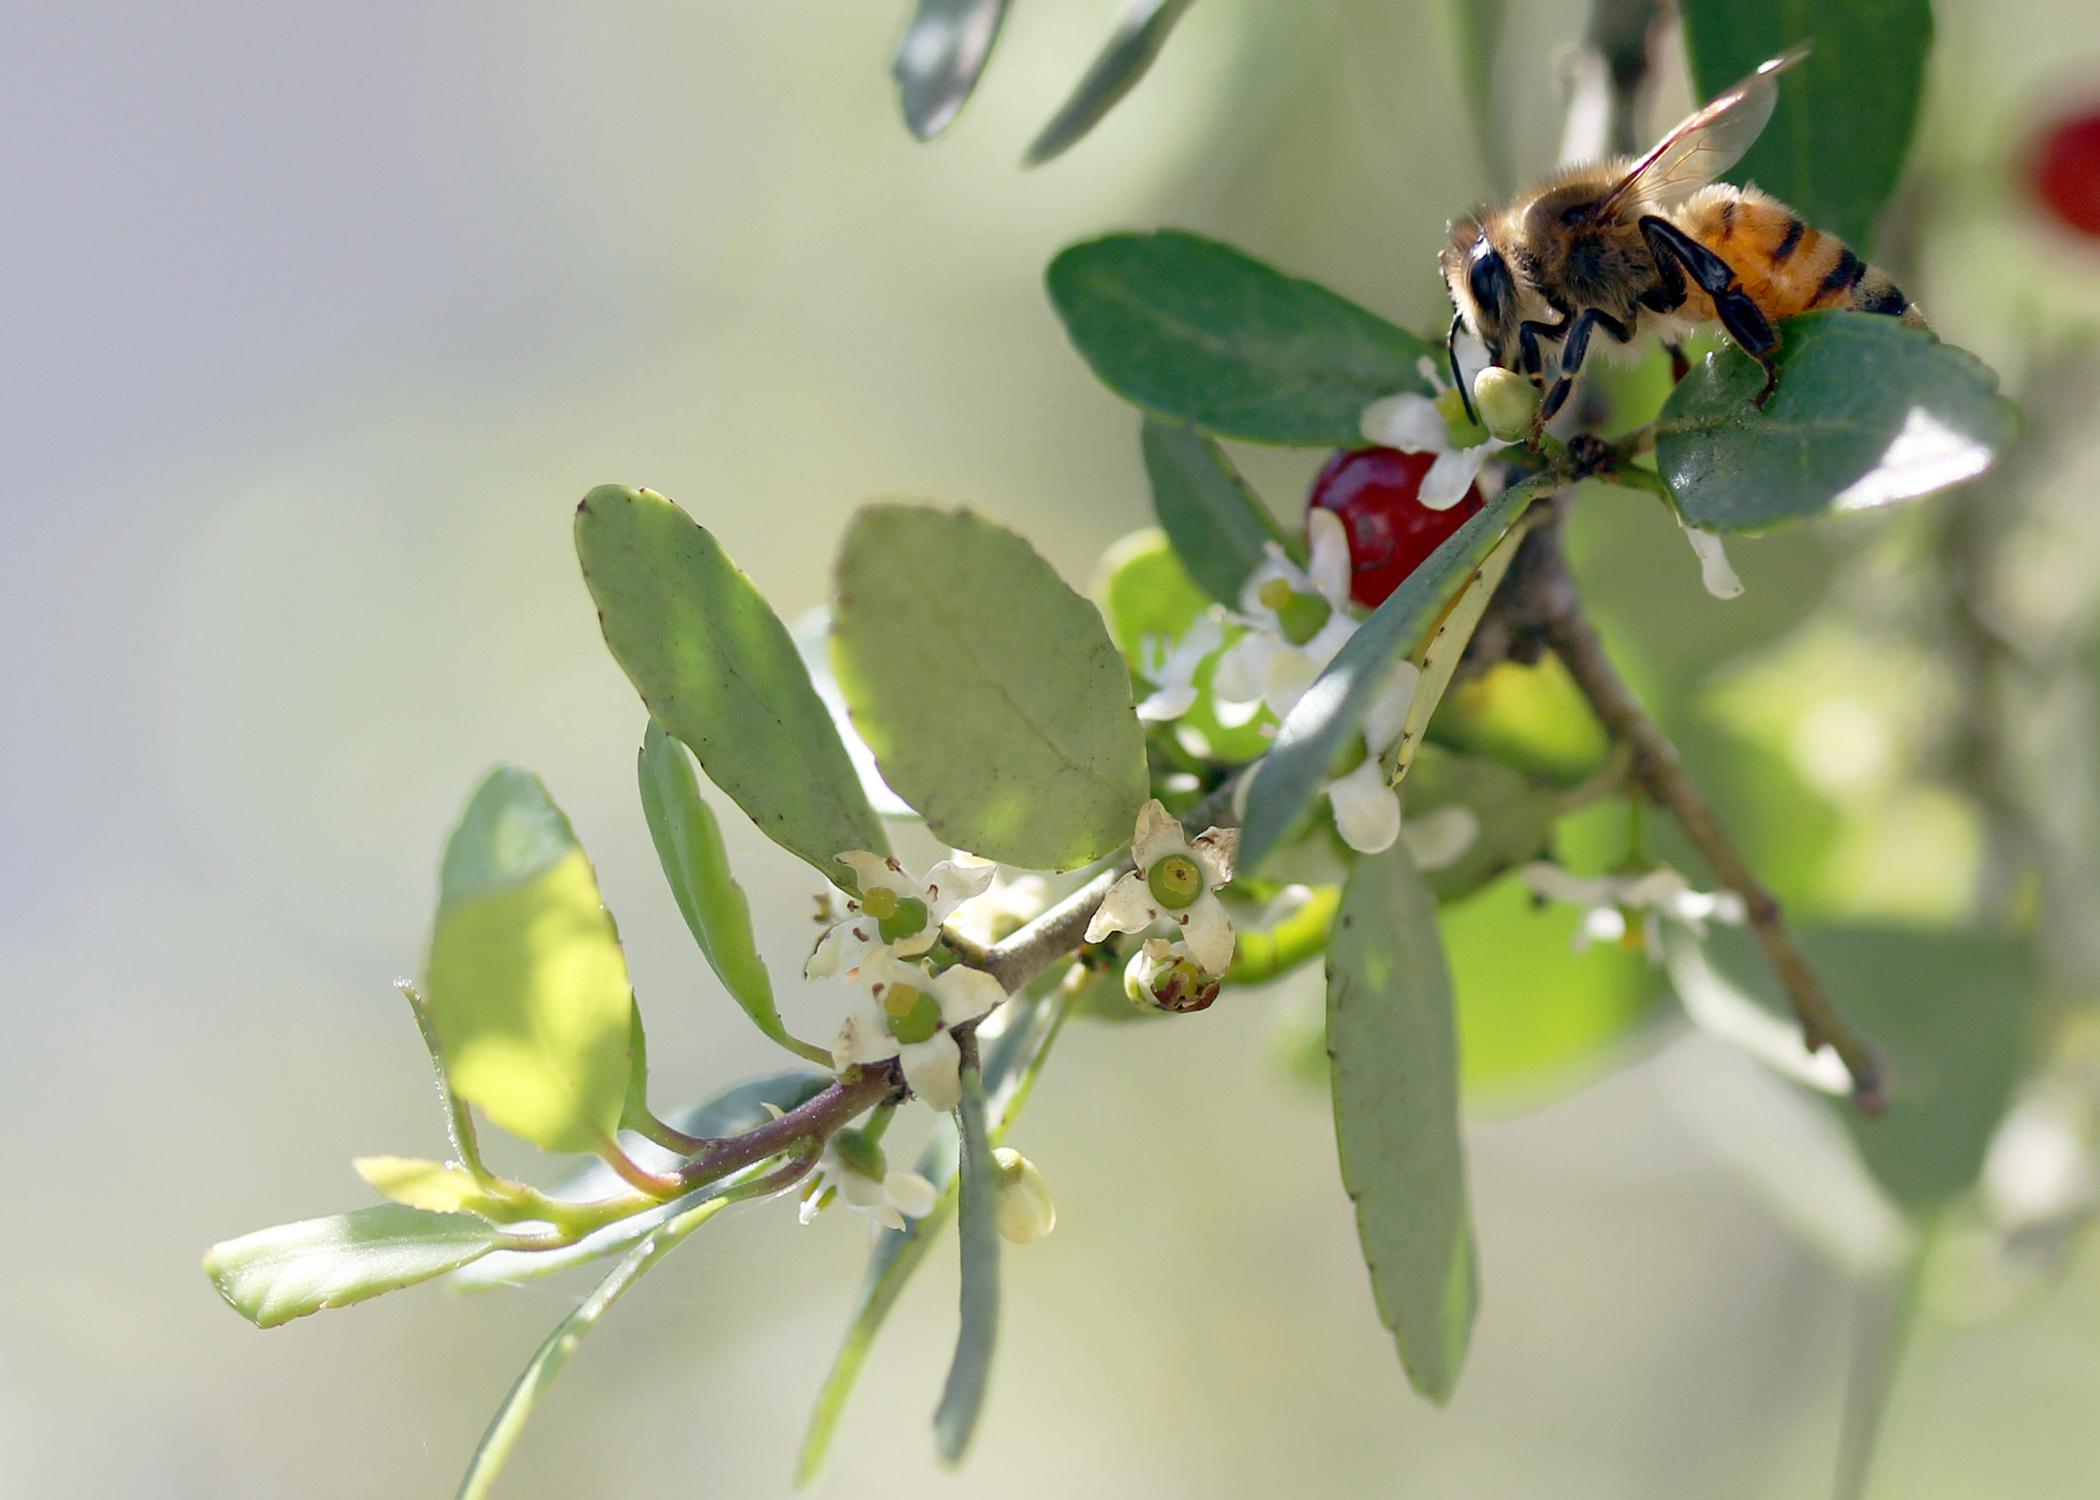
[933,1056,1001,1463]
[205,1205,498,1329]
[1140,418,1290,606]
[1024,0,1199,167]
[892,0,1012,141]
[353,1157,504,1217]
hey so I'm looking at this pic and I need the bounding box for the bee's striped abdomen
[1671,184,1928,330]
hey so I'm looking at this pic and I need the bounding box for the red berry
[1308,447,1484,608]
[2030,107,2100,239]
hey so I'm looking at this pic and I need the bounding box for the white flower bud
[991,1147,1056,1245]
[1471,366,1542,442]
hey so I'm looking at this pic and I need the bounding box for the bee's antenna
[1447,310,1479,427]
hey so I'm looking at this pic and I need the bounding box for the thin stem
[594,1135,689,1199]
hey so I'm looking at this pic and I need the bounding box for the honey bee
[1441,45,1927,425]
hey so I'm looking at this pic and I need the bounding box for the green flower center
[1272,587,1332,646]
[832,1127,887,1182]
[1147,853,1204,910]
[882,982,943,1045]
[878,895,928,944]
[1434,384,1489,447]
[859,886,899,920]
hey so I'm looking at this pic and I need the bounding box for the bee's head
[1439,216,1521,369]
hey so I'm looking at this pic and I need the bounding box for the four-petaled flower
[798,1126,938,1233]
[1136,612,1226,723]
[1358,353,1511,511]
[832,949,1006,1112]
[806,851,997,980]
[1086,799,1240,974]
[1215,508,1359,722]
[1519,861,1746,961]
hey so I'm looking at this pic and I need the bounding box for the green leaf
[636,721,801,1053]
[452,1070,829,1291]
[892,0,1012,141]
[1024,0,1199,166]
[455,1193,731,1500]
[1327,842,1478,1402]
[1679,0,1931,246]
[205,1205,498,1329]
[1140,418,1291,606]
[933,1056,1001,1463]
[576,484,888,882]
[1438,0,1509,190]
[1657,314,2014,533]
[424,768,637,1156]
[353,1157,504,1217]
[1239,477,1545,871]
[1427,657,1611,787]
[831,504,1147,869]
[1046,230,1433,447]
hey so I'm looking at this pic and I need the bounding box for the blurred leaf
[1679,1,1930,246]
[636,721,800,1052]
[1140,418,1290,605]
[452,1070,829,1291]
[205,1206,497,1329]
[793,609,917,820]
[1405,745,1580,903]
[1439,0,1508,190]
[576,484,888,882]
[1240,478,1545,871]
[1229,884,1342,987]
[425,768,636,1155]
[457,1194,731,1500]
[1429,657,1611,786]
[1046,230,1434,447]
[933,1057,1001,1463]
[892,0,1012,141]
[352,1157,503,1217]
[832,504,1147,870]
[1025,0,1199,166]
[396,980,496,1180]
[1657,314,2015,533]
[1327,842,1477,1402]
[798,986,1065,1484]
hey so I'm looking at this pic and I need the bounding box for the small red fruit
[2030,107,2100,239]
[1308,447,1484,609]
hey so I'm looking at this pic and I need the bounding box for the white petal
[1681,521,1744,599]
[1301,612,1359,672]
[1520,861,1627,909]
[1327,757,1402,854]
[886,1170,940,1219]
[805,920,880,980]
[1236,554,1296,620]
[1130,798,1194,870]
[837,1167,888,1211]
[900,1033,963,1112]
[1210,691,1264,729]
[836,850,909,897]
[1362,661,1422,755]
[1137,683,1200,723]
[1176,894,1238,974]
[1306,509,1353,608]
[1085,871,1160,942]
[1577,904,1628,950]
[1401,805,1479,870]
[1170,611,1225,670]
[1418,447,1489,511]
[1212,633,1276,705]
[831,995,900,1069]
[1359,391,1454,452]
[1190,825,1239,887]
[931,963,1006,1027]
[1262,647,1323,720]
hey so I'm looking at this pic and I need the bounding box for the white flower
[991,1147,1056,1244]
[831,949,1006,1112]
[1519,862,1747,961]
[1123,936,1223,1013]
[805,851,997,979]
[1136,612,1225,723]
[1400,804,1481,871]
[941,859,1050,949]
[1318,662,1423,854]
[798,1128,939,1233]
[1085,799,1240,973]
[1359,353,1512,512]
[1214,509,1359,722]
[1678,517,1744,600]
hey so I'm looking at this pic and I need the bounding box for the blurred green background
[9,2,2100,1495]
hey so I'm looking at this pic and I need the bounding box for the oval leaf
[204,1205,498,1329]
[1327,842,1478,1403]
[1680,0,1931,246]
[933,1056,1001,1463]
[1024,0,1199,167]
[1046,231,1433,447]
[1239,477,1545,872]
[831,504,1147,870]
[425,767,637,1155]
[1657,314,2014,533]
[1140,418,1291,606]
[892,0,1012,141]
[576,484,888,882]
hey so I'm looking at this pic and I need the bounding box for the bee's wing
[1595,43,1810,219]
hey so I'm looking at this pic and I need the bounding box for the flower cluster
[1519,861,1746,960]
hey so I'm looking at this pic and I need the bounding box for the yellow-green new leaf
[204,1205,499,1329]
[354,1157,506,1217]
[424,767,637,1155]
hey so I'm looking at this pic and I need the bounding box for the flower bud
[831,1127,887,1184]
[1123,937,1222,1014]
[991,1147,1056,1244]
[1471,366,1541,442]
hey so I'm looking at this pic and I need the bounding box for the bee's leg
[1516,318,1566,383]
[1539,308,1635,422]
[1639,215,1780,404]
[1665,343,1690,382]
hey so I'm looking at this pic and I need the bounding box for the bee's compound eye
[1468,241,1512,317]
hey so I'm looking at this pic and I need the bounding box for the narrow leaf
[892,0,1012,141]
[1046,230,1433,447]
[205,1205,498,1329]
[1327,843,1477,1402]
[456,1195,731,1500]
[933,1056,1001,1462]
[576,484,888,882]
[1140,418,1289,606]
[636,721,792,1048]
[1439,0,1509,190]
[831,504,1148,870]
[1679,0,1931,246]
[1239,477,1546,872]
[1657,313,2015,533]
[1024,0,1199,167]
[424,768,637,1155]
